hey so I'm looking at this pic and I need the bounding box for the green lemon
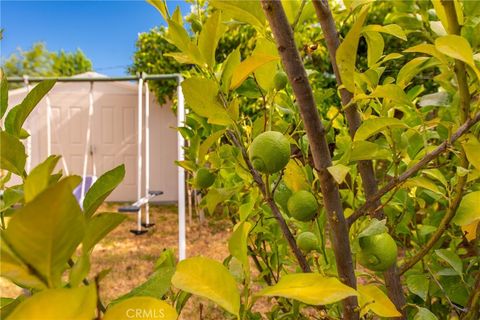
[357,233,398,272]
[274,71,288,90]
[296,232,318,252]
[287,190,318,221]
[273,181,292,215]
[249,131,291,174]
[194,168,216,189]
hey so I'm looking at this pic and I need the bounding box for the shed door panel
[93,94,138,201]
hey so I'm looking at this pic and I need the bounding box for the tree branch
[312,0,406,315]
[226,130,311,273]
[260,1,358,318]
[346,111,480,226]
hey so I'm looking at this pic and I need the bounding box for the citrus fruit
[357,233,398,272]
[249,131,291,174]
[274,71,288,90]
[287,190,318,221]
[296,232,318,252]
[273,181,292,215]
[194,168,216,189]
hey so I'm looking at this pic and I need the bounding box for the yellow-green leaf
[349,141,391,162]
[256,273,358,305]
[0,130,26,176]
[354,117,407,141]
[4,176,84,287]
[221,49,241,93]
[283,160,309,192]
[24,155,61,202]
[165,20,204,66]
[403,44,448,64]
[198,129,226,165]
[211,0,265,29]
[252,38,279,91]
[371,84,413,107]
[172,257,240,317]
[83,212,127,253]
[182,77,232,126]
[462,134,480,170]
[358,284,401,317]
[0,234,47,290]
[230,54,279,90]
[1,68,8,119]
[228,221,252,279]
[146,0,169,21]
[403,176,442,195]
[397,57,439,88]
[198,11,226,67]
[453,191,480,226]
[435,35,480,78]
[336,6,369,92]
[103,297,177,320]
[363,31,384,67]
[327,164,351,184]
[8,286,96,320]
[363,24,407,41]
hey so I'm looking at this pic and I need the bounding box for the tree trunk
[312,0,407,316]
[260,1,358,318]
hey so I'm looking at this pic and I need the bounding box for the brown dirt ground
[0,203,274,319]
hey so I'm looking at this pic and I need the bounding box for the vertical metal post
[177,76,186,261]
[145,81,151,227]
[80,82,94,206]
[137,77,144,232]
[46,95,52,156]
[23,75,32,172]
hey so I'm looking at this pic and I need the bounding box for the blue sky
[1,0,191,76]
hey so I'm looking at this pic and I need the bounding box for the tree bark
[312,0,406,316]
[260,1,358,319]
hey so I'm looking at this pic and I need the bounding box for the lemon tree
[3,1,480,319]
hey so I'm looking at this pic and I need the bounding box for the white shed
[7,72,179,203]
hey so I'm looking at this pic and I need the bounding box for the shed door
[47,91,139,202]
[91,93,139,201]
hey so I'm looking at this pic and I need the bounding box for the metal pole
[145,81,151,227]
[137,77,144,232]
[46,94,52,156]
[177,76,186,261]
[23,76,32,173]
[80,82,94,206]
[7,73,182,83]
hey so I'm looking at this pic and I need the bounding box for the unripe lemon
[194,168,215,189]
[273,181,292,215]
[287,190,318,221]
[296,231,318,252]
[274,71,288,90]
[357,233,398,272]
[249,131,290,174]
